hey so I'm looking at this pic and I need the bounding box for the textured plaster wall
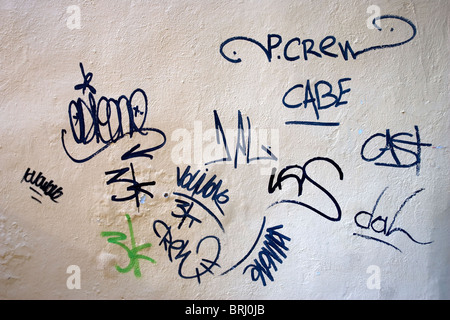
[0,0,449,299]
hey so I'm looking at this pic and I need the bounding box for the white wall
[0,0,449,299]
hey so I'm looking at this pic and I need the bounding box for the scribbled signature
[353,187,433,252]
[153,219,221,284]
[361,125,432,176]
[205,110,278,168]
[220,15,416,63]
[243,223,291,286]
[267,157,344,222]
[21,168,63,204]
[61,62,166,163]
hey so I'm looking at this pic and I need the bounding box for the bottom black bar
[1,299,438,318]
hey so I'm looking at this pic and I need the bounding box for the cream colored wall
[0,0,449,299]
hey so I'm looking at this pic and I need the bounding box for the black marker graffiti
[220,15,416,63]
[361,125,432,176]
[176,166,229,216]
[59,10,428,286]
[149,165,229,283]
[205,110,278,168]
[61,62,166,163]
[283,77,351,127]
[353,187,433,252]
[104,140,165,212]
[173,166,229,231]
[243,224,291,286]
[220,216,267,276]
[105,162,155,211]
[21,168,63,203]
[267,157,343,222]
[153,219,221,284]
